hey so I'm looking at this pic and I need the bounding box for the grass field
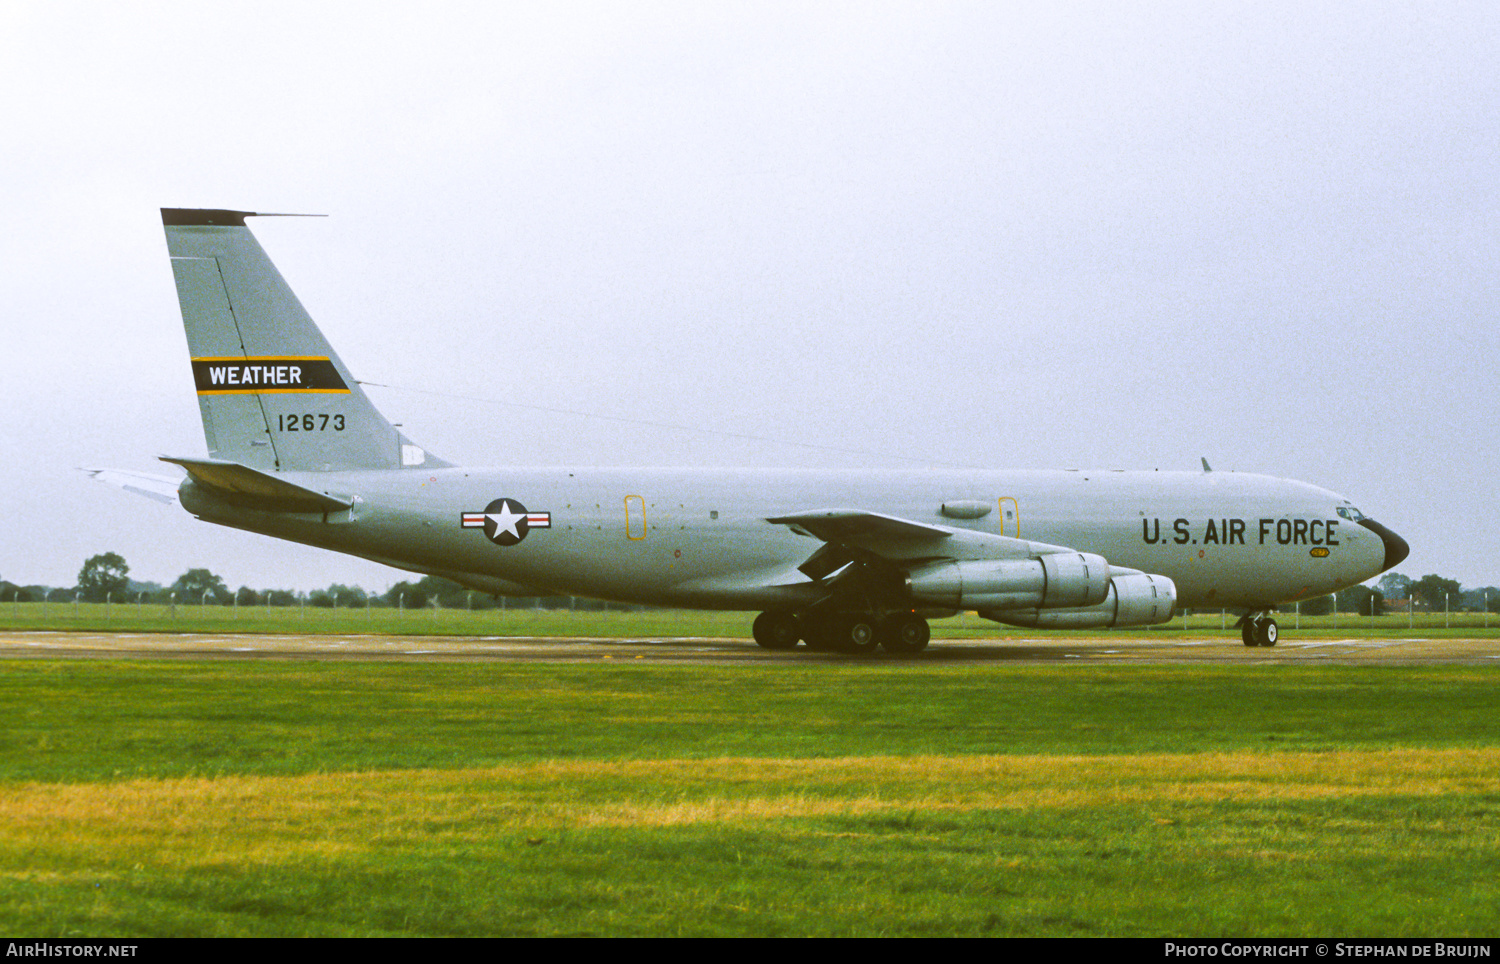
[1,657,1498,936]
[2,600,1496,638]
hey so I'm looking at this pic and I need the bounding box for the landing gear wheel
[841,616,879,655]
[879,614,931,654]
[1242,617,1280,647]
[752,611,800,650]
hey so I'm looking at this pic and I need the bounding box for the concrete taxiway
[0,631,1497,664]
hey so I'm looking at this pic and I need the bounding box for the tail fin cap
[160,209,325,226]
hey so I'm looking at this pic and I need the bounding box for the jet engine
[903,552,1111,611]
[980,572,1177,628]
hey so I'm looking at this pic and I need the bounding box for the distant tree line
[0,554,651,612]
[1270,572,1498,617]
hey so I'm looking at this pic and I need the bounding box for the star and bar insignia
[462,498,551,546]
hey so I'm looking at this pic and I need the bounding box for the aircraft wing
[81,467,182,505]
[766,508,1074,564]
[766,508,1160,623]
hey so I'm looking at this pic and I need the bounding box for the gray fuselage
[180,465,1392,612]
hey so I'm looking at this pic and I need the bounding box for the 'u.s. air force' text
[1141,518,1340,546]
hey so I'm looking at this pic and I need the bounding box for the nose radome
[1358,518,1410,573]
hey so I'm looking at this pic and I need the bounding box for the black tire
[752,611,800,650]
[880,614,931,654]
[1242,622,1257,647]
[1258,619,1279,647]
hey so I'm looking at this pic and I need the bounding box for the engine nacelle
[904,552,1111,611]
[980,572,1177,629]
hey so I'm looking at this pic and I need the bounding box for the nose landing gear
[1240,614,1279,647]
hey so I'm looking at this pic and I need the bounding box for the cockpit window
[1336,506,1366,521]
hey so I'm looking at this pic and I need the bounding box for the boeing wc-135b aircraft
[90,208,1410,654]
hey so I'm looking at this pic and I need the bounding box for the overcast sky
[2,1,1496,594]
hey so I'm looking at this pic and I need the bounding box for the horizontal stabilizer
[159,456,352,513]
[81,468,181,505]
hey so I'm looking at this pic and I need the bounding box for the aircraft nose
[1357,518,1410,573]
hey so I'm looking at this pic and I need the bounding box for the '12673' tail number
[277,414,345,432]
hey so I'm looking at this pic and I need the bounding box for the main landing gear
[752,611,931,655]
[1240,614,1279,647]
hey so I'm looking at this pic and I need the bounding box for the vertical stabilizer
[161,208,440,472]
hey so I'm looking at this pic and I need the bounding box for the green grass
[2,601,1496,637]
[0,600,751,637]
[1,660,1499,935]
[5,662,1500,781]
